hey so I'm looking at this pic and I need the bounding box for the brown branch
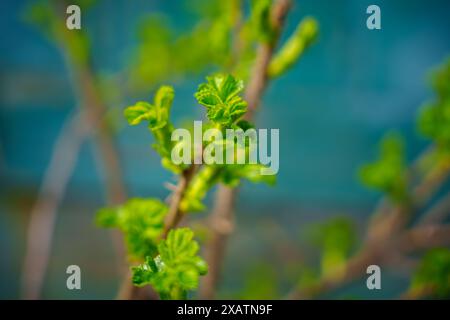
[21,3,127,298]
[287,224,450,300]
[163,165,198,238]
[200,0,291,299]
[286,146,450,300]
[21,111,89,300]
[117,163,199,300]
[419,190,450,226]
[287,222,450,300]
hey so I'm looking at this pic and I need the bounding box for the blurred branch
[287,224,450,300]
[21,1,127,299]
[162,165,198,238]
[418,190,450,226]
[286,143,450,299]
[200,0,292,299]
[21,110,88,300]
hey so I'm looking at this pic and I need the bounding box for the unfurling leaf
[195,74,247,126]
[131,228,208,299]
[268,17,319,78]
[125,86,181,173]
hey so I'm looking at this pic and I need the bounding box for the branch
[287,223,450,300]
[200,0,291,299]
[21,110,88,300]
[21,2,127,299]
[163,165,198,238]
[418,190,450,226]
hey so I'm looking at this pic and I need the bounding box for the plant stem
[286,224,450,300]
[163,165,198,238]
[200,0,291,299]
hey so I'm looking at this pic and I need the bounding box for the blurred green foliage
[308,217,357,279]
[418,58,450,150]
[236,264,279,299]
[410,248,450,299]
[359,133,408,203]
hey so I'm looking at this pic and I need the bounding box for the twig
[287,224,450,300]
[286,145,450,299]
[21,110,89,300]
[163,165,198,238]
[21,3,127,298]
[418,190,450,226]
[200,0,291,299]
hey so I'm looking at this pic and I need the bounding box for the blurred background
[1,0,450,299]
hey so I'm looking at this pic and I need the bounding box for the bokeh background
[1,0,450,299]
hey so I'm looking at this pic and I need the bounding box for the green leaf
[96,198,168,260]
[124,86,180,173]
[306,217,356,279]
[411,248,450,298]
[124,101,154,125]
[221,163,276,187]
[359,132,408,203]
[195,74,247,126]
[131,228,208,299]
[124,86,174,130]
[95,207,119,228]
[418,58,450,149]
[248,0,274,43]
[268,17,319,78]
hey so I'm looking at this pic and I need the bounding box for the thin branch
[418,190,450,226]
[163,165,198,238]
[200,0,291,299]
[287,223,450,300]
[286,145,450,300]
[21,110,89,300]
[21,3,127,298]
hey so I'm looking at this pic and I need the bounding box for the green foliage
[125,86,182,173]
[268,17,319,78]
[25,0,91,65]
[96,198,168,260]
[177,75,277,212]
[236,264,279,299]
[418,58,450,149]
[308,217,356,278]
[129,0,237,92]
[359,133,408,203]
[248,0,274,43]
[410,248,450,298]
[131,228,208,299]
[195,74,247,126]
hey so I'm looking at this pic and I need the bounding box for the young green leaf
[96,198,168,260]
[131,228,208,299]
[268,17,319,78]
[195,74,247,126]
[125,86,182,173]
